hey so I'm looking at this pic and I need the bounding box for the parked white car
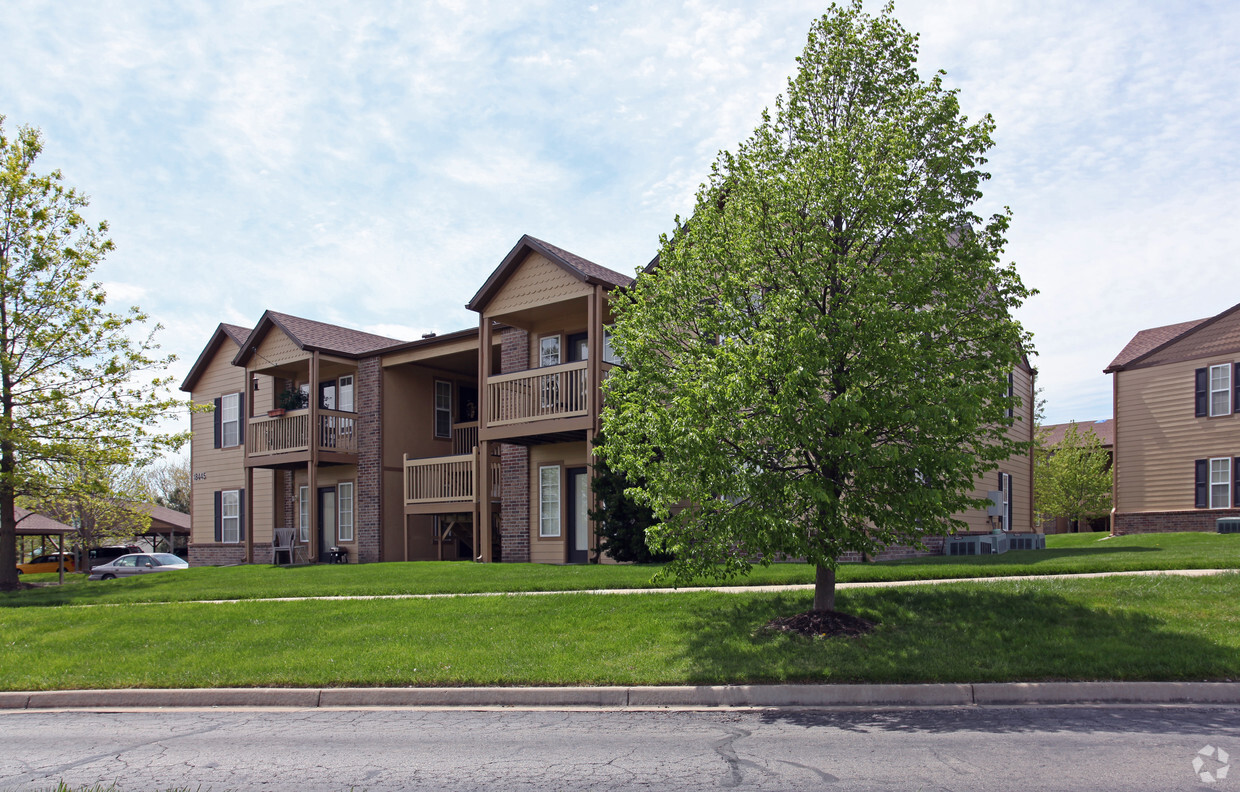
[88,553,189,580]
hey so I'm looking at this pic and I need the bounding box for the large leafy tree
[0,118,183,590]
[602,2,1032,613]
[1034,424,1111,531]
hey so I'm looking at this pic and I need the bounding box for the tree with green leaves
[601,1,1032,614]
[0,117,183,590]
[140,456,192,514]
[1034,424,1111,532]
[589,435,670,564]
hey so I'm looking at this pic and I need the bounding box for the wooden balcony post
[245,465,254,564]
[308,351,320,562]
[479,439,492,563]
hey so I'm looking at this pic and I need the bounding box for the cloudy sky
[1,0,1237,426]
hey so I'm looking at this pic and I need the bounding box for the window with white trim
[338,375,355,413]
[299,486,310,542]
[221,393,240,447]
[602,326,621,365]
[1210,458,1231,509]
[539,465,561,537]
[221,490,241,544]
[1210,365,1232,417]
[434,380,452,439]
[540,335,561,367]
[337,482,354,542]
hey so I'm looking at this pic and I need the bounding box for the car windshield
[152,554,183,565]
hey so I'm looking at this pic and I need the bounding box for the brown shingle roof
[264,311,403,357]
[1040,419,1114,449]
[13,507,75,535]
[527,236,633,289]
[221,324,251,345]
[1106,319,1207,372]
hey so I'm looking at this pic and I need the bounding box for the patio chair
[271,527,303,565]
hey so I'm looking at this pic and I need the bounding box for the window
[221,490,240,544]
[299,486,310,542]
[1210,458,1231,509]
[603,327,621,365]
[539,465,561,537]
[539,336,562,409]
[337,482,354,542]
[1210,365,1231,417]
[338,375,354,413]
[997,472,1013,531]
[220,393,240,448]
[434,380,452,439]
[540,335,561,367]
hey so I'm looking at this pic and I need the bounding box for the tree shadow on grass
[672,584,1240,691]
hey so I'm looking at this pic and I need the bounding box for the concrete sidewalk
[3,682,1240,711]
[72,567,1237,606]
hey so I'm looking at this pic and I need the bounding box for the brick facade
[189,544,248,567]
[1113,509,1240,534]
[836,536,947,563]
[355,356,382,563]
[499,327,531,562]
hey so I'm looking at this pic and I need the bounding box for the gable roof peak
[1105,300,1240,372]
[466,234,635,312]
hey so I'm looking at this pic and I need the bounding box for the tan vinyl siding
[955,365,1036,533]
[190,341,279,549]
[528,441,587,564]
[486,253,591,316]
[1115,356,1240,512]
[1133,310,1240,369]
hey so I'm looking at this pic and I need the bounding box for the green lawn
[1,574,1237,690]
[3,531,1237,608]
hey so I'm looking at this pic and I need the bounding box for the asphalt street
[2,705,1237,791]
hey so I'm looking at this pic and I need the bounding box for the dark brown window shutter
[1195,459,1208,508]
[238,488,246,540]
[1234,458,1239,509]
[213,397,222,448]
[214,491,223,541]
[1007,372,1015,419]
[238,392,246,445]
[1234,363,1239,415]
[1195,368,1208,417]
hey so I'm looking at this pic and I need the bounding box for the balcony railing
[404,449,502,506]
[487,361,588,427]
[452,422,479,455]
[248,409,358,457]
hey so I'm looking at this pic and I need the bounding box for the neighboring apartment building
[1105,302,1240,533]
[1037,419,1114,534]
[183,234,1037,566]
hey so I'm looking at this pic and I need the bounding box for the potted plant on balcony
[269,386,308,417]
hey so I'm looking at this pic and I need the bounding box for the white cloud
[0,0,1236,429]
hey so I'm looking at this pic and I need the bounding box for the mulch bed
[765,610,876,638]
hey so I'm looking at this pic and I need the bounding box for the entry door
[318,487,336,557]
[566,467,590,564]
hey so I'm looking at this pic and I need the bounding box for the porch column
[308,351,320,561]
[479,439,493,563]
[245,466,255,564]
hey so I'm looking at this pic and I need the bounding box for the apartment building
[1106,302,1240,533]
[183,235,1037,566]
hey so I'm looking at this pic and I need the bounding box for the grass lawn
[2,531,1237,607]
[1,573,1237,690]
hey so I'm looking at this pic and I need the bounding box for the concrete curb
[4,682,1239,711]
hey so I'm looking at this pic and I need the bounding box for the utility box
[986,490,1003,517]
[1219,517,1240,534]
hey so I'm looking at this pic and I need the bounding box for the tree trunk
[813,564,836,612]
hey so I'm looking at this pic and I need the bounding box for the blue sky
[1,0,1238,427]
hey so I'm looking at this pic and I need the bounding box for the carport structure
[13,507,76,585]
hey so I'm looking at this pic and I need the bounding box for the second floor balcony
[486,361,589,427]
[246,408,358,466]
